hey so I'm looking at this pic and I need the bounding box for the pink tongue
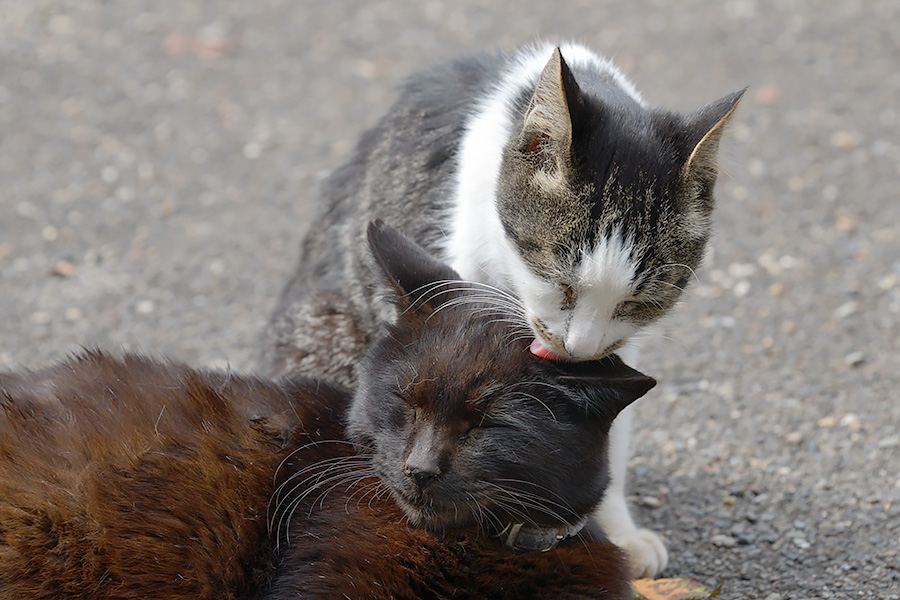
[529,339,567,361]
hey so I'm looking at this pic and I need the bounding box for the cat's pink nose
[564,328,603,359]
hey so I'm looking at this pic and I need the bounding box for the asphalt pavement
[1,1,898,598]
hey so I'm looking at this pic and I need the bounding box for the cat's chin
[389,489,472,530]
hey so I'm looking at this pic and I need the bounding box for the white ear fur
[521,48,578,174]
[683,88,747,183]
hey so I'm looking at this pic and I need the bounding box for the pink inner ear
[529,339,567,362]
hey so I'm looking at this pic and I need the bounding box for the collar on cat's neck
[496,518,587,552]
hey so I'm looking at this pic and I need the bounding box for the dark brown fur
[0,351,631,599]
[268,468,632,600]
[0,351,313,599]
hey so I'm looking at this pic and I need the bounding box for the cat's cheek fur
[507,254,642,359]
[565,311,639,359]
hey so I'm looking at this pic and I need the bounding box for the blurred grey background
[1,1,898,598]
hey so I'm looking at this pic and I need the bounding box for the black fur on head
[348,220,656,532]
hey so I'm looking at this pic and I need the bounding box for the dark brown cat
[0,222,655,599]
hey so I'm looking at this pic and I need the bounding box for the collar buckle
[498,522,579,552]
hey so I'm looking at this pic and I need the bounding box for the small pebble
[711,534,737,548]
[135,300,155,315]
[638,496,661,508]
[101,165,120,183]
[839,413,860,429]
[48,15,76,36]
[753,85,783,105]
[843,351,865,367]
[733,280,751,297]
[51,260,76,277]
[243,142,262,159]
[830,130,857,150]
[30,311,50,324]
[877,436,899,449]
[728,262,757,278]
[833,300,858,319]
[879,274,898,290]
[818,416,838,428]
[833,214,857,233]
[785,431,803,444]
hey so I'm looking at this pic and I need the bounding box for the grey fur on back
[261,52,504,384]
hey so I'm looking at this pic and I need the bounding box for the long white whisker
[499,391,559,423]
[643,262,702,287]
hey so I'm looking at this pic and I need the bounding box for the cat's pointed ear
[367,219,461,312]
[556,354,656,420]
[520,48,584,173]
[682,88,747,184]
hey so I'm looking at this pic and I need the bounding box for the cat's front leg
[593,402,668,578]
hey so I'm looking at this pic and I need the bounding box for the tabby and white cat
[264,42,744,577]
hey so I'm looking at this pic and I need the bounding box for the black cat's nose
[404,462,441,489]
[404,426,442,489]
[403,466,441,490]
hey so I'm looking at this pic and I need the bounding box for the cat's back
[0,351,309,600]
[0,351,297,481]
[262,51,506,382]
[294,51,505,281]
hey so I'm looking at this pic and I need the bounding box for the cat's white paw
[607,526,668,579]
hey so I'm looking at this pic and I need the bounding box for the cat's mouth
[529,338,623,361]
[529,338,570,361]
[390,489,471,528]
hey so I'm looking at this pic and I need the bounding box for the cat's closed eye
[456,413,506,440]
[614,299,644,316]
[559,283,577,310]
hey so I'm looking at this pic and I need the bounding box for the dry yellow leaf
[633,577,720,600]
